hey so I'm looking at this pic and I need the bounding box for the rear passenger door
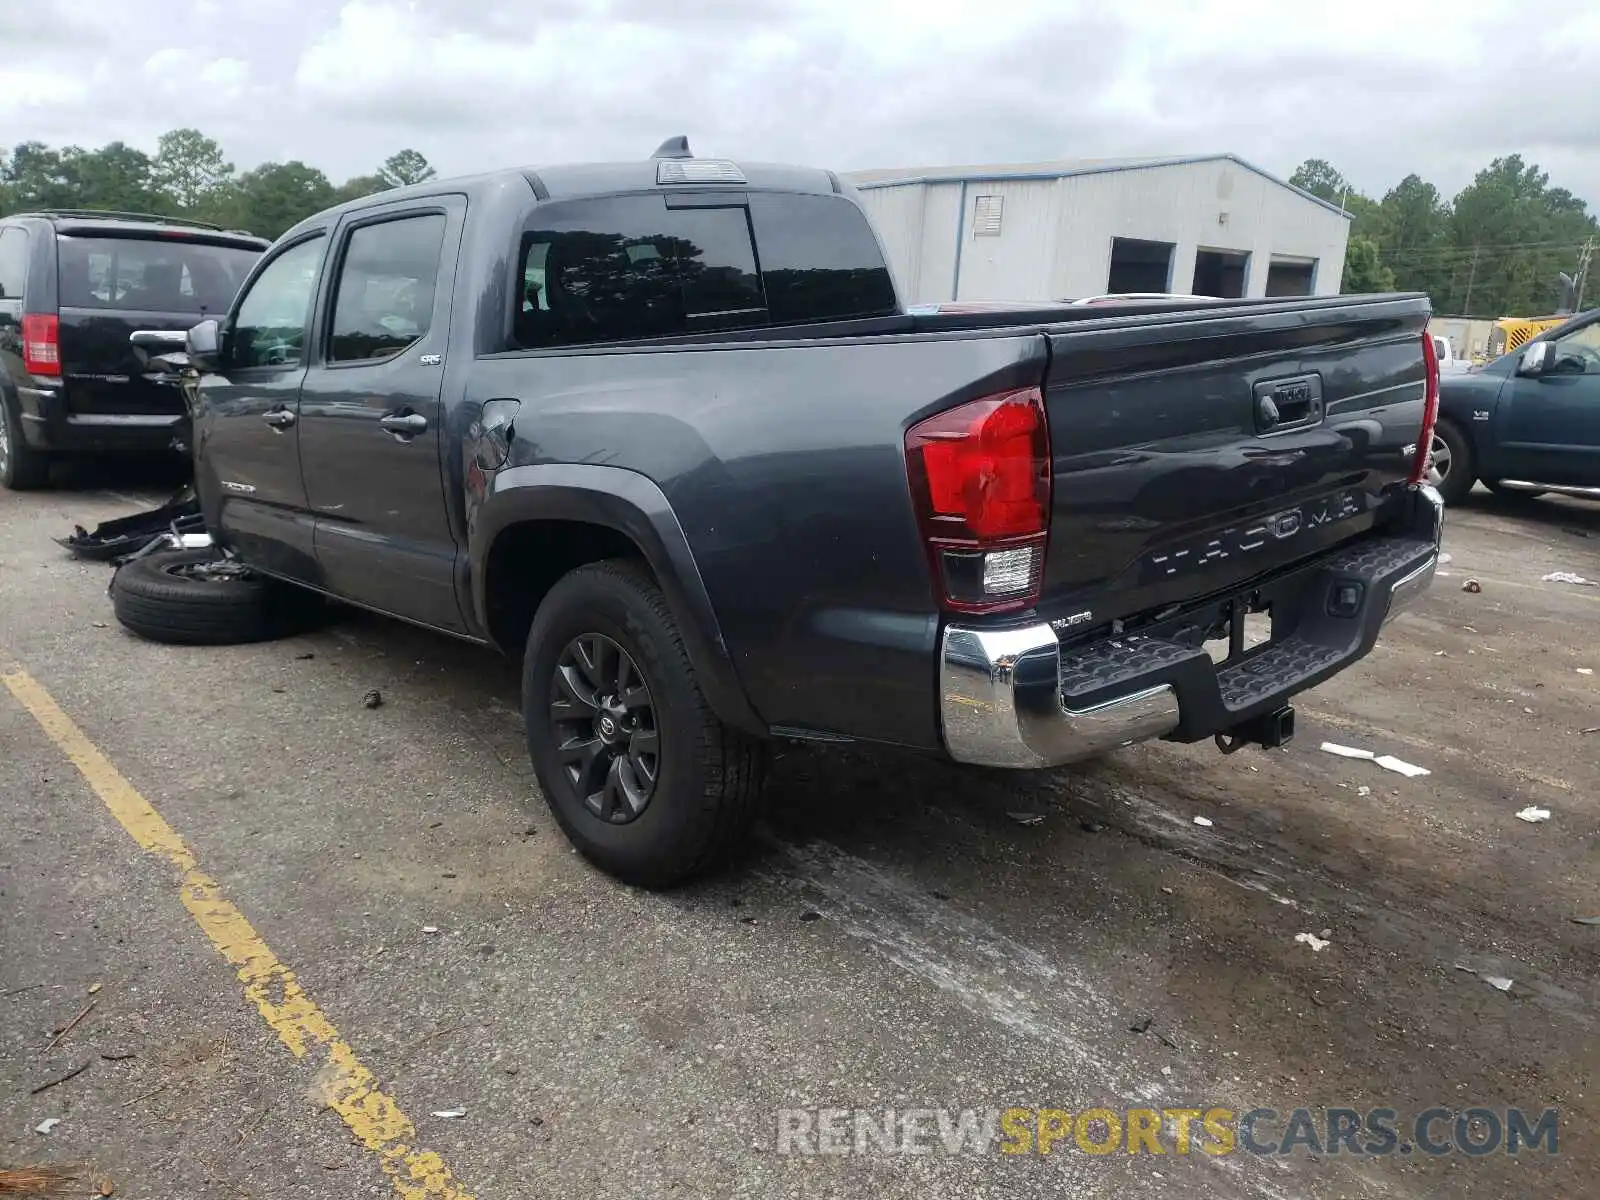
[298,198,468,633]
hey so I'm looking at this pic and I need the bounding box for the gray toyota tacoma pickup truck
[113,140,1444,885]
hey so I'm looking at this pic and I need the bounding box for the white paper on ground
[1375,755,1431,778]
[1294,932,1330,952]
[1320,742,1375,760]
[1515,807,1551,823]
[1542,571,1593,586]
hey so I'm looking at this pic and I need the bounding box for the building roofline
[851,154,1353,219]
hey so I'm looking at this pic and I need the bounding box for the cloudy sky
[4,0,1597,206]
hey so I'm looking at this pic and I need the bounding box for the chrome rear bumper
[938,486,1443,768]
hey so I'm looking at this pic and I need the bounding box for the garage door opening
[1106,237,1175,294]
[1265,257,1317,297]
[1193,248,1249,299]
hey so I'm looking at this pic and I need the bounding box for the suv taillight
[905,387,1051,612]
[21,314,60,377]
[1411,327,1440,485]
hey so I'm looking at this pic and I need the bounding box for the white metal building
[848,155,1352,306]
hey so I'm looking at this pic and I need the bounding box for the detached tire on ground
[111,548,317,645]
[521,559,767,888]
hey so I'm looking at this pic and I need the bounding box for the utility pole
[1580,235,1593,310]
[1462,245,1481,316]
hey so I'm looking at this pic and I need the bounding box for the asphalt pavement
[3,471,1597,1199]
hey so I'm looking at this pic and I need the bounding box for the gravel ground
[2,470,1596,1199]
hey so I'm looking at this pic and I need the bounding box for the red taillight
[905,387,1051,612]
[21,314,61,377]
[1411,327,1440,485]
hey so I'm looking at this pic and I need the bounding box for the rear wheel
[521,560,767,888]
[111,548,320,644]
[1428,419,1476,504]
[0,396,51,490]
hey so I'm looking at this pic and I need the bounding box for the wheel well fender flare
[471,463,763,736]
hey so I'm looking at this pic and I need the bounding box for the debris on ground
[1006,811,1045,827]
[0,1165,78,1192]
[1454,964,1514,992]
[295,652,316,660]
[1571,916,1600,926]
[799,911,822,922]
[1375,755,1431,778]
[363,689,384,709]
[1294,932,1331,952]
[1191,816,1214,827]
[86,982,101,996]
[30,1060,91,1095]
[46,1000,96,1050]
[1129,1017,1153,1034]
[98,1179,114,1196]
[431,1108,467,1119]
[1438,552,1452,565]
[32,1118,62,1136]
[1577,668,1593,676]
[1320,742,1374,760]
[421,926,440,934]
[1541,571,1594,586]
[1356,786,1372,797]
[1514,807,1551,823]
[1584,727,1600,735]
[1462,578,1482,593]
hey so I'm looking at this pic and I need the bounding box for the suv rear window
[57,236,259,314]
[513,192,895,350]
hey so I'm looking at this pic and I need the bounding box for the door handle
[262,408,297,430]
[380,411,429,437]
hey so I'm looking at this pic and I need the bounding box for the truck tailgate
[1038,294,1431,621]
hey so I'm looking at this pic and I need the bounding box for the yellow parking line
[3,669,475,1200]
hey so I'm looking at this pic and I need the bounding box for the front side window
[0,228,28,301]
[231,236,325,369]
[328,213,447,363]
[514,195,764,349]
[1551,321,1600,376]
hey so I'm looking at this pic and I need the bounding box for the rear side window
[0,228,27,301]
[328,213,447,363]
[746,193,897,325]
[515,196,763,349]
[56,236,259,314]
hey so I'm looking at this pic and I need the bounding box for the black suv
[0,210,267,489]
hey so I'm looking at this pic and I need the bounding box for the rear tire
[521,560,767,888]
[1429,419,1476,505]
[111,548,319,645]
[0,396,51,490]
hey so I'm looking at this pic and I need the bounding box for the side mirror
[1518,342,1551,377]
[187,318,222,374]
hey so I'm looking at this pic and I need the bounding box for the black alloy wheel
[550,633,661,824]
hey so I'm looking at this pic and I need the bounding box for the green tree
[152,128,234,215]
[1340,235,1396,294]
[1,142,77,210]
[378,149,435,188]
[1289,158,1355,207]
[66,142,159,213]
[228,161,336,239]
[332,173,392,205]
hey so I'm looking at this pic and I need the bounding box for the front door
[297,200,467,633]
[193,232,328,580]
[1497,315,1600,485]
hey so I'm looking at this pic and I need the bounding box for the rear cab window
[511,191,896,349]
[0,227,29,302]
[56,235,259,315]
